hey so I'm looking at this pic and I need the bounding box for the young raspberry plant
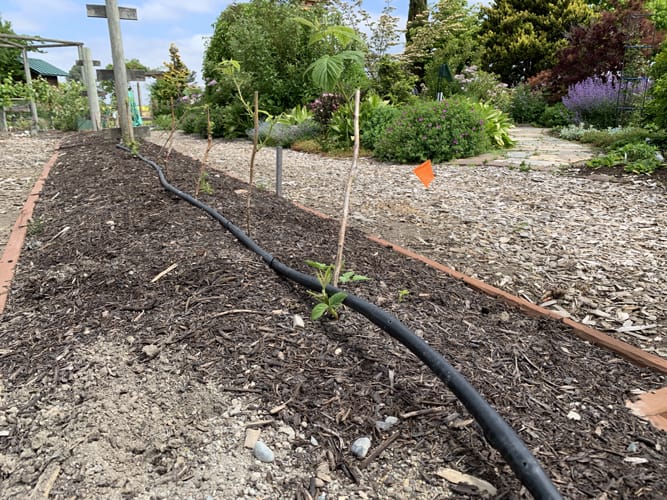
[305,260,369,320]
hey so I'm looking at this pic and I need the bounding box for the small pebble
[142,344,160,358]
[293,314,305,328]
[253,441,275,463]
[351,437,371,458]
[375,415,399,431]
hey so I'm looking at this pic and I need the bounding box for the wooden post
[21,48,39,130]
[102,0,133,143]
[332,89,361,287]
[79,46,102,130]
[0,107,7,132]
[276,147,283,197]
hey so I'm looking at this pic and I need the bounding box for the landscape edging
[292,201,667,374]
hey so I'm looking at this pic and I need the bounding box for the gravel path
[148,128,667,359]
[0,132,62,250]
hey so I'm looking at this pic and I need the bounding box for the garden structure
[0,130,665,498]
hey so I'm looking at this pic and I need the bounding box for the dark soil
[571,163,667,187]
[1,133,665,498]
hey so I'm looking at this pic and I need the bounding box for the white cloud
[138,0,227,22]
[2,0,79,33]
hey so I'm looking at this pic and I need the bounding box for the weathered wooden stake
[333,89,361,287]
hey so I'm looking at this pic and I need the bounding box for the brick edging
[292,201,667,374]
[0,149,59,315]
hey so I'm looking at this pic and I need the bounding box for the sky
[0,0,488,88]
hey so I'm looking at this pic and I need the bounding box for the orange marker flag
[413,159,434,188]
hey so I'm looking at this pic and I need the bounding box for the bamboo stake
[196,105,213,196]
[246,91,259,234]
[333,89,360,287]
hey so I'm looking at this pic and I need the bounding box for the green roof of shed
[27,58,68,77]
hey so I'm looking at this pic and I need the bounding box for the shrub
[472,101,514,148]
[179,103,251,138]
[246,120,319,147]
[562,74,623,129]
[326,94,391,148]
[374,97,491,164]
[538,103,573,128]
[579,127,658,149]
[454,65,511,112]
[308,93,345,126]
[509,84,547,124]
[557,123,593,141]
[588,142,664,174]
[372,55,418,105]
[646,40,667,129]
[152,113,174,131]
[361,105,400,150]
[179,106,207,135]
[32,79,89,131]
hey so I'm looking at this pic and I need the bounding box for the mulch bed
[1,133,665,497]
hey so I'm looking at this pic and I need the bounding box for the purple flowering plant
[374,97,491,164]
[562,73,649,128]
[308,93,344,126]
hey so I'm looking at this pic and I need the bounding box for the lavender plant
[562,73,647,129]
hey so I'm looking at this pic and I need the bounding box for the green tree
[0,16,24,80]
[150,44,191,111]
[646,40,667,129]
[404,0,429,82]
[479,0,593,85]
[647,0,667,30]
[533,0,662,99]
[403,0,482,94]
[406,0,428,44]
[98,58,150,95]
[203,0,325,116]
[295,15,367,96]
[67,63,83,82]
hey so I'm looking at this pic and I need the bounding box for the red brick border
[292,201,667,374]
[0,150,59,315]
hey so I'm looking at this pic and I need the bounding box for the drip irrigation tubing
[118,144,562,499]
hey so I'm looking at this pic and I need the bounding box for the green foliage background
[479,0,593,85]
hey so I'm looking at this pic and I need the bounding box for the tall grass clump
[374,97,491,164]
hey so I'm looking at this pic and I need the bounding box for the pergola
[0,34,100,130]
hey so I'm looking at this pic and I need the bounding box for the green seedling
[519,160,531,172]
[198,171,213,195]
[128,140,140,155]
[305,260,369,320]
[306,260,369,283]
[27,217,44,236]
[307,264,348,320]
[397,289,410,302]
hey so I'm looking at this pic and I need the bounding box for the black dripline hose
[119,144,562,499]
